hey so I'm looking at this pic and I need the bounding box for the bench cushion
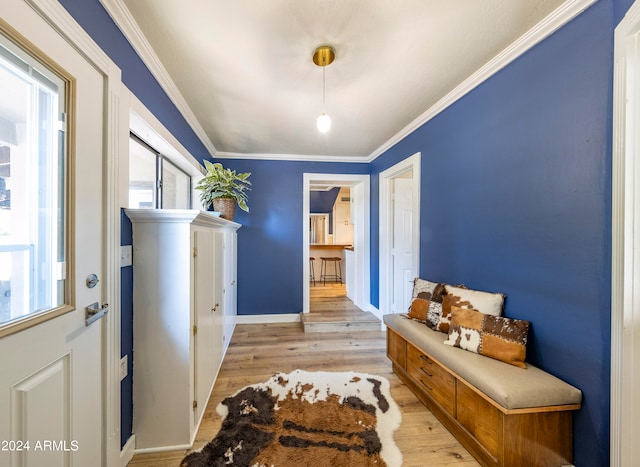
[384,313,582,410]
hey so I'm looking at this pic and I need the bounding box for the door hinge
[193,400,197,410]
[193,246,197,257]
[192,325,198,335]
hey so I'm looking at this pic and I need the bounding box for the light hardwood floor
[127,293,479,467]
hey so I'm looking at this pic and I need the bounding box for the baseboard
[235,313,301,324]
[134,443,192,455]
[120,435,135,467]
[367,304,382,320]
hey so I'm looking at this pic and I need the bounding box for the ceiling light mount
[313,45,335,67]
[313,45,335,133]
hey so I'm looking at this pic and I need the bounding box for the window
[0,33,68,328]
[128,133,191,209]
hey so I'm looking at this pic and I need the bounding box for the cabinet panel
[387,327,406,369]
[456,382,502,459]
[222,230,237,353]
[212,231,224,361]
[333,199,353,244]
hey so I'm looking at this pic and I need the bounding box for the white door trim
[303,174,370,314]
[612,2,640,465]
[379,153,421,316]
[24,0,126,464]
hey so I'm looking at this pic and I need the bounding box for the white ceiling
[112,0,570,161]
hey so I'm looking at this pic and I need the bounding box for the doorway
[302,174,370,315]
[379,153,421,316]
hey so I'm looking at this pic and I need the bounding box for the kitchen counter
[310,244,352,249]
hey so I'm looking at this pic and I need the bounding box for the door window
[0,33,68,331]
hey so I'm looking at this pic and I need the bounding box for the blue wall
[119,210,133,448]
[371,2,616,464]
[217,159,368,315]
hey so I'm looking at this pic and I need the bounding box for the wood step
[301,310,382,333]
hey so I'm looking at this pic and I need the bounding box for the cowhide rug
[181,369,402,467]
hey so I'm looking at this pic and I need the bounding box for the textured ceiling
[119,0,566,160]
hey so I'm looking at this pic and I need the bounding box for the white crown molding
[215,151,369,163]
[366,0,597,162]
[100,0,217,157]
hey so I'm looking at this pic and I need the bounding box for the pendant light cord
[322,64,326,113]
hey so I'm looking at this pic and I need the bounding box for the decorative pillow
[443,306,530,368]
[435,285,506,333]
[406,278,445,328]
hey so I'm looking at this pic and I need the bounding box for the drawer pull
[420,367,433,377]
[419,355,432,364]
[419,379,433,391]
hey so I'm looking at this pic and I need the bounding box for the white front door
[0,4,106,466]
[392,177,414,313]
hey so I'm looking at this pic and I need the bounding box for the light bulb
[317,113,331,133]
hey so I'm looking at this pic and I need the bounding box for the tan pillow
[406,278,445,328]
[435,285,505,333]
[443,306,530,368]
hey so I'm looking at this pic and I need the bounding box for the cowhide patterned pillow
[443,306,530,368]
[406,278,446,329]
[435,284,505,333]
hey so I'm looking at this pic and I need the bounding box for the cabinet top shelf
[125,209,241,230]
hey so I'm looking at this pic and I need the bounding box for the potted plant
[195,160,251,221]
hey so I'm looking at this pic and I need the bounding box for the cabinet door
[222,230,237,352]
[213,230,225,363]
[193,229,218,424]
[333,202,353,244]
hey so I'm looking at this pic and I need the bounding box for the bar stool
[320,256,343,285]
[309,257,316,286]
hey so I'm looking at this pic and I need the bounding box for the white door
[0,5,106,466]
[392,178,414,313]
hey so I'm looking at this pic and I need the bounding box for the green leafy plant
[195,160,251,212]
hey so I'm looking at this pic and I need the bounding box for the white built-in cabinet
[125,209,240,451]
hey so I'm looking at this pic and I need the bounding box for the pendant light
[313,45,335,133]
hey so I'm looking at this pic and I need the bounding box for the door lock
[86,274,99,289]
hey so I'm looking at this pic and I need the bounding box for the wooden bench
[384,313,581,467]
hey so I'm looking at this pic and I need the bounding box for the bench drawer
[407,343,455,416]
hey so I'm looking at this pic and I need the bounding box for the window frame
[129,131,192,209]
